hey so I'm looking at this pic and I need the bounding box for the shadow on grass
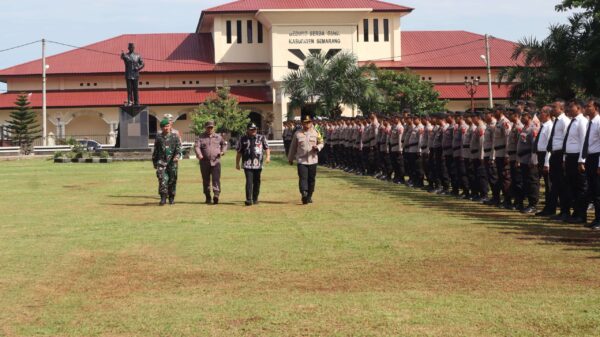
[320,167,600,257]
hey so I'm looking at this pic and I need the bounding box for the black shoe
[205,195,212,204]
[592,224,600,230]
[480,197,491,204]
[253,198,259,205]
[535,210,554,217]
[213,197,219,205]
[521,206,537,214]
[567,216,586,224]
[584,220,598,228]
[301,191,309,205]
[159,195,167,206]
[484,199,500,206]
[245,200,253,206]
[168,195,175,205]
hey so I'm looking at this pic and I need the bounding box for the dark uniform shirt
[237,134,269,170]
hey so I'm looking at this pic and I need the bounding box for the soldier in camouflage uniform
[152,118,182,206]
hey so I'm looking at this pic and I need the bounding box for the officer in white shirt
[545,100,571,221]
[562,99,589,224]
[579,99,600,229]
[534,106,555,216]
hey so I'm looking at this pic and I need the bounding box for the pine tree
[7,94,41,154]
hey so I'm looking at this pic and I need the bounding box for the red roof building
[0,0,520,143]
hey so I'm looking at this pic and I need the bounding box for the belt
[484,149,492,153]
[408,142,419,147]
[453,147,461,150]
[421,146,428,150]
[471,150,478,154]
[462,145,470,148]
[508,151,516,155]
[518,151,530,157]
[552,150,564,154]
[494,145,506,150]
[443,146,452,150]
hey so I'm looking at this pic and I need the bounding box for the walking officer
[152,118,182,206]
[194,121,228,205]
[236,122,271,206]
[288,115,324,205]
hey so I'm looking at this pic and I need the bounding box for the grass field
[1,153,600,337]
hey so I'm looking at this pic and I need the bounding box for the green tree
[358,66,446,116]
[500,0,600,101]
[191,86,250,137]
[7,94,40,154]
[282,51,367,118]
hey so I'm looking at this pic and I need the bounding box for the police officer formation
[282,98,600,230]
[152,116,325,207]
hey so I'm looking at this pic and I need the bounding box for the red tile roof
[0,86,272,109]
[361,31,521,69]
[0,34,270,77]
[203,0,413,13]
[434,83,512,100]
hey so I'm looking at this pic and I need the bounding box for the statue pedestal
[118,105,149,149]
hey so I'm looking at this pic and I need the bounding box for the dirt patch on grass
[272,253,600,294]
[29,247,244,305]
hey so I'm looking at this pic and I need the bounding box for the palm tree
[499,19,586,104]
[282,51,370,118]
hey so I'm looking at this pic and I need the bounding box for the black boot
[168,195,175,205]
[159,194,167,206]
[213,196,219,205]
[205,194,212,204]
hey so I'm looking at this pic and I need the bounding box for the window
[257,22,263,43]
[182,81,186,85]
[146,82,149,85]
[236,20,242,44]
[373,19,379,42]
[94,83,98,86]
[196,81,200,84]
[226,20,232,44]
[383,19,389,42]
[363,19,369,42]
[247,20,253,43]
[80,83,84,87]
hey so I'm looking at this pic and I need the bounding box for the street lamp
[464,78,480,112]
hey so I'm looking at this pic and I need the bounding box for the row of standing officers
[283,98,600,230]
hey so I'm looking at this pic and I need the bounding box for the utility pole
[484,34,493,109]
[42,38,47,146]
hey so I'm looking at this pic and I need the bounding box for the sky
[0,0,573,92]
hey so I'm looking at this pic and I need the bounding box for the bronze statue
[121,43,145,106]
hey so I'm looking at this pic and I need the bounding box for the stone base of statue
[118,105,149,149]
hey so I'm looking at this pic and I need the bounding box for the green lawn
[1,154,599,337]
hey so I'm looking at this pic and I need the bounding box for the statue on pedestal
[121,43,145,106]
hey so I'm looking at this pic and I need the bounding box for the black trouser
[390,152,404,182]
[297,164,317,196]
[484,157,499,201]
[361,148,370,174]
[455,157,470,194]
[565,153,587,219]
[428,150,439,189]
[433,148,446,189]
[509,160,522,206]
[284,140,290,156]
[244,169,262,202]
[585,153,600,221]
[465,158,475,196]
[422,152,431,186]
[537,152,552,211]
[406,152,423,186]
[382,152,392,178]
[473,158,488,198]
[126,78,139,105]
[519,163,540,207]
[548,150,566,214]
[444,154,455,192]
[495,157,511,203]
